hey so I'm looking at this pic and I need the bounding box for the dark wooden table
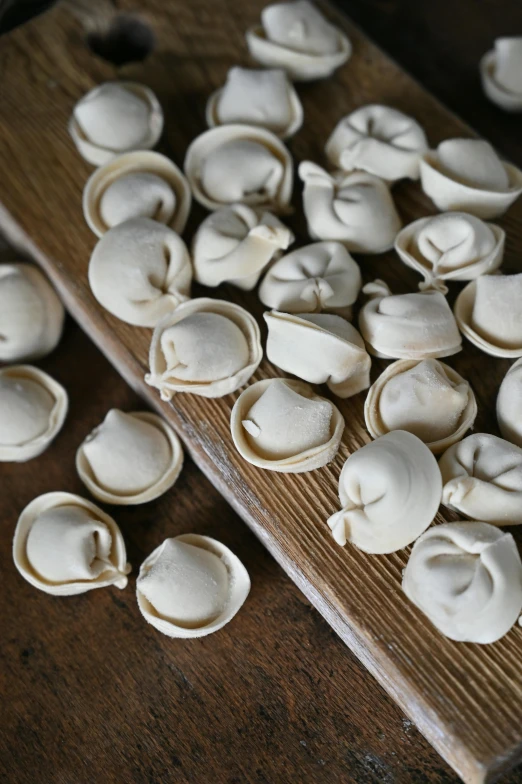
[2,2,522,783]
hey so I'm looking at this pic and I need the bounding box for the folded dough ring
[480,37,522,112]
[454,274,522,357]
[497,358,522,447]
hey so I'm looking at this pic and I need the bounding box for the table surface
[1,1,522,783]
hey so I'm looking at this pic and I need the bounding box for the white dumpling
[206,67,303,139]
[455,274,522,357]
[184,126,293,212]
[440,433,522,526]
[481,38,522,112]
[403,522,522,643]
[265,311,371,398]
[192,204,294,290]
[245,0,351,81]
[76,409,183,505]
[358,280,461,359]
[394,212,504,293]
[327,430,442,553]
[364,359,476,453]
[69,82,163,166]
[497,358,522,447]
[299,162,401,254]
[88,217,191,327]
[258,241,361,317]
[231,378,344,472]
[0,264,64,362]
[100,173,175,227]
[326,105,428,181]
[136,534,250,638]
[420,138,522,219]
[0,366,68,462]
[146,298,263,400]
[13,492,130,595]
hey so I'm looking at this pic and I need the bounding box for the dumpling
[440,433,522,526]
[146,298,263,400]
[136,534,250,638]
[88,217,192,327]
[76,409,183,505]
[455,274,522,357]
[358,280,462,359]
[206,67,303,139]
[403,522,522,643]
[364,359,477,453]
[184,125,293,212]
[420,138,522,219]
[497,358,522,447]
[258,241,361,318]
[69,81,163,166]
[192,204,294,290]
[231,377,344,472]
[480,37,522,112]
[264,311,371,398]
[0,365,68,462]
[327,430,442,553]
[13,492,130,595]
[0,263,64,362]
[299,162,401,254]
[83,150,191,237]
[394,212,505,294]
[245,0,351,81]
[325,105,428,182]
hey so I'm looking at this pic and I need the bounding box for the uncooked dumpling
[0,365,68,462]
[327,430,442,553]
[481,38,522,112]
[299,162,401,253]
[265,311,371,398]
[364,359,477,453]
[69,82,163,166]
[358,280,461,359]
[231,378,344,472]
[136,534,250,638]
[206,67,303,139]
[394,212,505,293]
[13,492,130,595]
[455,274,522,357]
[258,241,361,317]
[146,298,263,400]
[184,125,293,212]
[440,433,522,526]
[88,217,191,327]
[326,105,428,182]
[76,409,184,505]
[83,151,191,237]
[0,263,64,362]
[245,0,351,81]
[192,204,294,290]
[403,521,522,643]
[497,358,522,447]
[420,138,522,218]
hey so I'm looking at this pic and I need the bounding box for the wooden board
[1,1,521,782]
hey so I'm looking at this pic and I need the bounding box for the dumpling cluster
[231,378,344,472]
[395,212,505,293]
[455,273,522,357]
[69,82,163,166]
[299,162,401,253]
[403,522,522,643]
[497,358,522,447]
[325,105,428,182]
[83,151,191,237]
[206,67,303,139]
[480,37,522,112]
[192,204,294,290]
[245,0,352,81]
[327,431,442,553]
[364,359,477,453]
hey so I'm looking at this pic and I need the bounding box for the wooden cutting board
[1,1,521,781]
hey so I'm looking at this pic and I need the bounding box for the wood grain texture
[0,1,521,782]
